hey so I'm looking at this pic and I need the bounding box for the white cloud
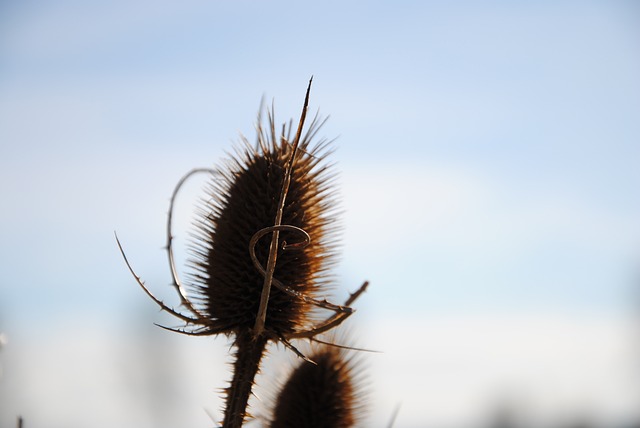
[343,162,639,253]
[336,161,640,316]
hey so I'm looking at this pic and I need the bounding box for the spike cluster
[191,111,340,427]
[269,345,364,428]
[186,114,338,337]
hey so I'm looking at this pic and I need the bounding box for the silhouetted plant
[117,79,368,427]
[269,342,366,428]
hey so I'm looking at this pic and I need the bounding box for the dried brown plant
[269,341,367,428]
[116,79,368,427]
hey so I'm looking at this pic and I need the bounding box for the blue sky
[1,1,639,427]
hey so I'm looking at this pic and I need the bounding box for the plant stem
[222,331,268,428]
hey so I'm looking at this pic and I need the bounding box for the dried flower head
[116,79,368,427]
[187,108,338,336]
[269,343,366,428]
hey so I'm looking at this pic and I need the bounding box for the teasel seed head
[269,343,366,428]
[186,109,339,337]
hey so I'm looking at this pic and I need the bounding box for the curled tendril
[249,225,311,253]
[166,168,215,319]
[249,225,353,314]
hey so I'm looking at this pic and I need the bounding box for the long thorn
[287,281,369,339]
[114,232,207,325]
[166,168,215,319]
[309,337,381,353]
[253,77,313,338]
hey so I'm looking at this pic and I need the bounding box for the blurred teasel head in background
[269,341,367,428]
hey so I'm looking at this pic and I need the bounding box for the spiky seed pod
[269,345,364,428]
[187,112,338,337]
[116,81,367,428]
[182,99,340,427]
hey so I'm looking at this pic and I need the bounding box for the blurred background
[1,1,639,427]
